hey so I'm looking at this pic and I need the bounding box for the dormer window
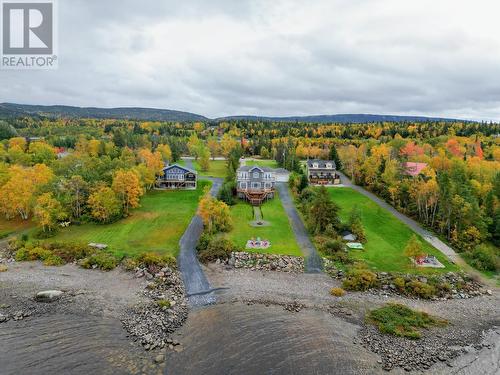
[313,163,318,169]
[326,163,332,169]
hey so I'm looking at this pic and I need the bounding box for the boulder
[35,290,63,302]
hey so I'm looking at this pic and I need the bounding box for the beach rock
[221,252,304,273]
[35,290,63,302]
[121,266,188,352]
[154,354,165,364]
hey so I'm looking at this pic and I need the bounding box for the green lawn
[0,218,33,238]
[39,181,210,258]
[249,159,278,168]
[226,195,302,256]
[193,160,228,178]
[327,187,458,274]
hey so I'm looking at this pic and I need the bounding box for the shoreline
[0,260,498,374]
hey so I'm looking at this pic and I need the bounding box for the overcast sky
[2,0,500,121]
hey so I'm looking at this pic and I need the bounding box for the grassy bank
[0,218,33,239]
[226,195,302,256]
[37,181,210,258]
[248,159,278,169]
[327,187,458,274]
[193,160,228,178]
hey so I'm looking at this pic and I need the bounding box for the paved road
[336,171,496,287]
[177,169,223,307]
[276,182,323,273]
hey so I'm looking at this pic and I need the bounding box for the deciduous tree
[112,169,144,215]
[88,186,121,223]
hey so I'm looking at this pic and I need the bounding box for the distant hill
[0,103,466,123]
[0,103,209,122]
[215,114,464,123]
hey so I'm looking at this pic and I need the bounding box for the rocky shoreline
[121,265,189,356]
[1,251,498,374]
[220,251,305,272]
[357,323,495,372]
[213,253,490,300]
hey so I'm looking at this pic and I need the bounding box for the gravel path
[177,174,223,307]
[335,171,495,287]
[276,182,323,273]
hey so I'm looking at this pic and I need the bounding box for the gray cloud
[1,0,500,121]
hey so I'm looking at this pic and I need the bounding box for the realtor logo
[1,0,57,69]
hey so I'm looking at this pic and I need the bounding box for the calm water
[165,303,380,375]
[0,314,161,375]
[0,304,381,375]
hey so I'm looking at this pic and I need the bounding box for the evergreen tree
[308,186,341,234]
[329,144,342,170]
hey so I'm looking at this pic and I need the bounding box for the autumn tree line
[0,133,174,235]
[0,117,498,272]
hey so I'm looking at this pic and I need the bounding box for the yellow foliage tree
[157,144,172,162]
[34,192,64,232]
[112,169,144,215]
[0,164,54,220]
[220,134,238,158]
[88,139,102,157]
[8,137,27,151]
[88,186,121,223]
[198,187,232,234]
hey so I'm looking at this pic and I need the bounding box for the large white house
[236,165,276,205]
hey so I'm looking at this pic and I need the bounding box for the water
[0,314,160,375]
[165,303,380,375]
[0,303,382,375]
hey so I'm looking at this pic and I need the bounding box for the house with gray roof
[156,164,197,189]
[236,165,276,205]
[306,159,340,185]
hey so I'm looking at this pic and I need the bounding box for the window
[252,182,260,189]
[313,163,318,168]
[253,172,259,178]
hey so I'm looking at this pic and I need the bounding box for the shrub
[156,299,171,309]
[437,282,452,294]
[8,236,25,253]
[135,252,177,269]
[342,267,378,291]
[453,226,482,253]
[466,245,499,272]
[406,280,436,299]
[367,303,447,339]
[43,255,65,266]
[15,246,54,262]
[393,277,406,293]
[46,242,93,263]
[14,248,29,261]
[198,237,237,263]
[27,247,53,261]
[122,257,138,271]
[330,287,346,297]
[32,228,57,239]
[196,233,213,252]
[322,239,344,255]
[218,181,236,205]
[80,252,118,270]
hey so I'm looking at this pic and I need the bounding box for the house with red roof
[402,162,428,177]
